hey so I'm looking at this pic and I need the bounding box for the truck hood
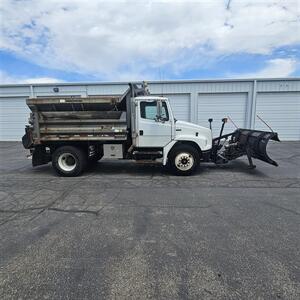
[175,120,209,132]
[174,120,212,149]
[175,121,212,143]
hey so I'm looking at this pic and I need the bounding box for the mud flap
[233,129,280,166]
[22,127,34,149]
[32,145,51,167]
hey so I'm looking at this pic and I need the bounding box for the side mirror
[155,115,165,123]
[208,118,213,130]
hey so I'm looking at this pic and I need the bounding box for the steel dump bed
[25,96,128,145]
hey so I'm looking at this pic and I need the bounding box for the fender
[163,140,177,165]
[175,135,211,150]
[162,135,212,165]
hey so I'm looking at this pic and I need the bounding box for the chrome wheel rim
[58,153,76,172]
[175,152,194,171]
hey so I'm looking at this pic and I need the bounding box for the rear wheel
[168,144,200,176]
[52,146,87,177]
[89,151,103,162]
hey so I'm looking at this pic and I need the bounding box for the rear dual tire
[88,151,103,163]
[52,146,87,177]
[168,144,200,176]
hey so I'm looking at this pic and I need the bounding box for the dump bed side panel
[24,96,128,146]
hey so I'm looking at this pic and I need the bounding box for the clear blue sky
[1,0,299,83]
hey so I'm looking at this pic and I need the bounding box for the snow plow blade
[233,129,280,166]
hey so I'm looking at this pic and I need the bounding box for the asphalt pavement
[0,141,299,299]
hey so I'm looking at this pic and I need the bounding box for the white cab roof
[134,96,168,101]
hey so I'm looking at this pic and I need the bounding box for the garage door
[255,92,300,141]
[197,93,248,137]
[154,94,190,122]
[0,97,29,141]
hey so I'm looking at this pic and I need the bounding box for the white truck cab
[133,96,212,172]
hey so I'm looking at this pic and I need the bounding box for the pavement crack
[262,201,300,216]
[112,204,213,209]
[0,206,99,216]
[0,212,19,226]
[284,181,300,188]
[0,188,122,218]
[0,207,45,213]
[48,207,99,215]
[95,189,122,215]
[0,180,94,221]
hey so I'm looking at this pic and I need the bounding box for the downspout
[250,80,257,129]
[30,85,36,98]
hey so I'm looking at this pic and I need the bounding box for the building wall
[0,78,299,141]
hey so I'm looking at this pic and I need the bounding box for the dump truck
[22,83,280,176]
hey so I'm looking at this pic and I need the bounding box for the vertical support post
[30,85,35,98]
[33,109,40,144]
[190,91,197,123]
[250,80,257,129]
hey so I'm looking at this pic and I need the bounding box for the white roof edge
[134,96,168,100]
[0,77,300,88]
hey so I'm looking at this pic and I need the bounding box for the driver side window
[140,101,169,121]
[140,101,157,120]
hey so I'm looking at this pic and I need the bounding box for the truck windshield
[140,101,169,121]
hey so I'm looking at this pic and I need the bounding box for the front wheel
[168,144,200,176]
[52,146,87,177]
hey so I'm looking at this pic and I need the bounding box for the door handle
[139,130,144,135]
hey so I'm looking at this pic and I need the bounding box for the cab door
[136,100,172,147]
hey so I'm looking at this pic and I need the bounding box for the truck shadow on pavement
[84,159,267,178]
[28,158,267,178]
[28,158,267,177]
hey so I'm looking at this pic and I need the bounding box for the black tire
[89,152,103,162]
[87,152,103,170]
[52,146,87,177]
[168,144,200,176]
